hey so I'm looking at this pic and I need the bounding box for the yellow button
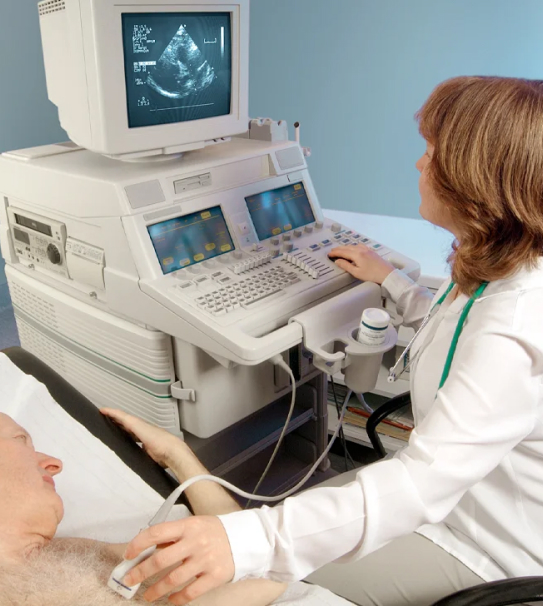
[294,184,302,190]
[272,227,282,235]
[205,243,216,251]
[201,211,211,219]
[221,243,232,252]
[180,258,190,267]
[194,253,205,262]
[284,224,292,231]
[163,257,174,266]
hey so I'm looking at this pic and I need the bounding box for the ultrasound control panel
[139,179,418,337]
[161,218,410,333]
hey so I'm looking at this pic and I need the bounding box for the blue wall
[249,0,543,218]
[1,0,543,218]
[0,0,67,153]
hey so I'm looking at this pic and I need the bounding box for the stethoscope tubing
[387,281,489,389]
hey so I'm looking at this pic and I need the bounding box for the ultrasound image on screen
[122,12,232,128]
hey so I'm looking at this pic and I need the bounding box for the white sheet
[0,353,354,605]
[0,353,189,542]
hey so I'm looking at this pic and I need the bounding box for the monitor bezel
[81,1,248,156]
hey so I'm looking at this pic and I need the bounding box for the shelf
[222,439,338,506]
[327,404,406,453]
[184,383,318,475]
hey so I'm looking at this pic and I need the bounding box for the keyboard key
[241,289,284,308]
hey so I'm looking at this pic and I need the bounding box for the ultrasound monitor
[245,183,316,241]
[122,12,232,129]
[38,0,249,158]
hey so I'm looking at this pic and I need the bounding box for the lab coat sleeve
[219,327,540,583]
[381,269,438,331]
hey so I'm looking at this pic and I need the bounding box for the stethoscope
[387,281,489,389]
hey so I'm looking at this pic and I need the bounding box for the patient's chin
[0,539,170,605]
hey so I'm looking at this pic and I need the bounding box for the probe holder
[290,282,397,393]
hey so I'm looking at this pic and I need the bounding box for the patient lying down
[0,411,288,606]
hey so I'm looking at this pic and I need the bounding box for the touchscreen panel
[148,206,234,274]
[245,182,315,241]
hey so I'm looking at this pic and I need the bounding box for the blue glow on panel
[246,182,315,241]
[148,206,234,274]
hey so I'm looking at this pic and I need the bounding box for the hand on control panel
[328,244,396,285]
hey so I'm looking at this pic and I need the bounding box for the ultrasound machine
[0,0,419,492]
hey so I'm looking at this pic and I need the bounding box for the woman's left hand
[123,515,235,605]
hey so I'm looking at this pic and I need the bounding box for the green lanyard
[437,281,489,389]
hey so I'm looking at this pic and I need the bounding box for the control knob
[283,243,294,253]
[293,229,303,238]
[282,234,292,241]
[271,237,280,245]
[315,221,324,229]
[331,223,342,233]
[46,243,62,265]
[304,225,314,233]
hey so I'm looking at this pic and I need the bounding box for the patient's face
[0,413,64,560]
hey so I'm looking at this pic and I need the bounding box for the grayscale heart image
[147,25,215,99]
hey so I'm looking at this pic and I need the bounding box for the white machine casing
[38,0,250,159]
[0,137,419,437]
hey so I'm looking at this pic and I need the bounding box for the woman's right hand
[122,515,235,605]
[328,244,396,285]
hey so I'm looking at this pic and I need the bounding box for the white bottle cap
[361,308,390,330]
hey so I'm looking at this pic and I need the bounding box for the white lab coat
[219,262,543,583]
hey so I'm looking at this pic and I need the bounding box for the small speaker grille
[38,0,66,16]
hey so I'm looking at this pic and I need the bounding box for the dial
[46,244,62,265]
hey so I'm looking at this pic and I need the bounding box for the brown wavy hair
[416,76,543,295]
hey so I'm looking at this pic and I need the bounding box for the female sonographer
[116,76,543,606]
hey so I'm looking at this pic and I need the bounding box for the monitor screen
[245,183,316,241]
[122,12,232,129]
[148,206,235,274]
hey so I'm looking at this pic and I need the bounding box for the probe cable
[246,355,297,508]
[109,362,354,598]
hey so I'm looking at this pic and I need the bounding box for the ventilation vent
[17,321,67,376]
[38,0,66,16]
[10,282,59,330]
